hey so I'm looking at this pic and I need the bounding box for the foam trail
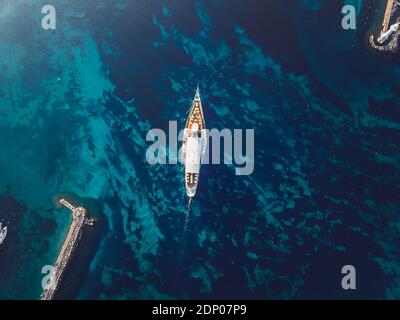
[183,198,192,234]
[179,197,192,257]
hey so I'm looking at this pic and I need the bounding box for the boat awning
[186,137,201,173]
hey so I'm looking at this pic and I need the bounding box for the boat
[0,222,7,245]
[182,86,207,198]
[377,22,400,44]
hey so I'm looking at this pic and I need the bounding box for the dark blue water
[0,0,399,300]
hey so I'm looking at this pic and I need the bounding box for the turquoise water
[0,0,400,299]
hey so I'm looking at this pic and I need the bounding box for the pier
[369,0,400,52]
[382,0,395,33]
[41,199,94,300]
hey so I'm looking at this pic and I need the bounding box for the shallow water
[0,0,400,299]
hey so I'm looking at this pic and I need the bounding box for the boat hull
[183,87,207,198]
[0,227,7,245]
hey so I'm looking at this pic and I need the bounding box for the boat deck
[183,87,206,197]
[185,100,205,131]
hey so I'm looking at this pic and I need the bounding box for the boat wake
[179,198,192,258]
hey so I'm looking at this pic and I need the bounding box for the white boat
[182,86,207,198]
[377,22,400,44]
[0,223,7,245]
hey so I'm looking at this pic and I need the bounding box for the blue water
[0,0,400,299]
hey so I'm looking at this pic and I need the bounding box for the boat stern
[186,186,197,198]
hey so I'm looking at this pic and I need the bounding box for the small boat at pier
[0,222,8,245]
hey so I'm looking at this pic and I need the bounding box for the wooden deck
[185,100,205,131]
